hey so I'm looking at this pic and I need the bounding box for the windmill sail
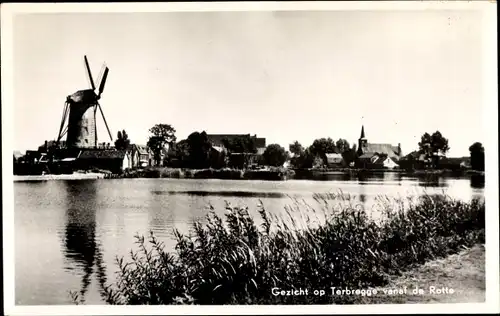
[58,56,111,149]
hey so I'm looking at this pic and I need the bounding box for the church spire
[360,125,366,139]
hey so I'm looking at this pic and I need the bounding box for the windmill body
[57,56,112,150]
[66,89,98,148]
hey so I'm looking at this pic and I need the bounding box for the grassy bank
[90,194,484,305]
[358,244,485,304]
[121,167,294,181]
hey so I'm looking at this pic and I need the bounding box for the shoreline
[13,167,485,182]
[13,172,106,182]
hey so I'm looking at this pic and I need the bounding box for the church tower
[358,125,368,155]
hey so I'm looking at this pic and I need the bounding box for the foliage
[335,139,350,154]
[114,130,131,150]
[418,131,449,168]
[97,194,484,305]
[289,141,304,156]
[309,138,338,165]
[262,144,287,167]
[167,132,228,169]
[147,124,177,166]
[289,148,315,169]
[469,142,485,171]
[310,138,338,156]
[170,140,190,168]
[186,131,212,169]
[342,144,358,166]
[222,135,257,154]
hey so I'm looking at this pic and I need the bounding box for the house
[209,146,227,169]
[129,144,153,168]
[13,150,24,163]
[373,155,399,169]
[398,151,429,170]
[355,125,402,168]
[325,153,344,168]
[38,140,66,153]
[358,153,399,169]
[312,156,325,169]
[24,150,41,164]
[207,134,266,155]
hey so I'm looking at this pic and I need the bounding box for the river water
[14,173,484,305]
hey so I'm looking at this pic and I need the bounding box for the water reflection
[416,175,446,188]
[153,190,287,198]
[470,174,485,189]
[61,180,107,303]
[296,171,405,183]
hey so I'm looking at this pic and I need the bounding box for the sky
[12,9,486,157]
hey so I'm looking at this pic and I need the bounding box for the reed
[93,194,484,305]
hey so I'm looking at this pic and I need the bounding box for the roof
[362,143,401,158]
[207,134,247,146]
[13,151,24,159]
[402,151,429,161]
[366,155,398,166]
[61,157,77,162]
[325,153,342,159]
[78,149,126,160]
[325,153,343,163]
[133,144,150,155]
[211,146,224,153]
[254,138,266,148]
[207,134,266,148]
[359,153,376,159]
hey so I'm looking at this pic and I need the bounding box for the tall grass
[94,194,484,305]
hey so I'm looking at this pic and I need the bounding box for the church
[356,126,402,169]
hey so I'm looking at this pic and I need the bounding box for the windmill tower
[56,56,113,149]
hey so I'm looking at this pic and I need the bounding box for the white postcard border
[2,1,498,315]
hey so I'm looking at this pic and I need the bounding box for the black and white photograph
[2,1,498,315]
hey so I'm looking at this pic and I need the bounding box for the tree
[309,138,338,165]
[263,144,287,167]
[289,141,304,156]
[469,142,485,171]
[418,131,450,168]
[222,135,257,154]
[114,130,131,150]
[335,139,350,154]
[342,144,358,167]
[147,124,177,166]
[187,131,212,169]
[171,139,190,167]
[310,138,338,155]
[290,147,314,169]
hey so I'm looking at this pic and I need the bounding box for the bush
[90,194,484,305]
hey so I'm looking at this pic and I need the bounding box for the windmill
[56,55,112,149]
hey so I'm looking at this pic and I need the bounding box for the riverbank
[13,166,485,182]
[91,194,484,305]
[14,172,107,182]
[295,168,484,176]
[121,167,295,181]
[118,166,485,181]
